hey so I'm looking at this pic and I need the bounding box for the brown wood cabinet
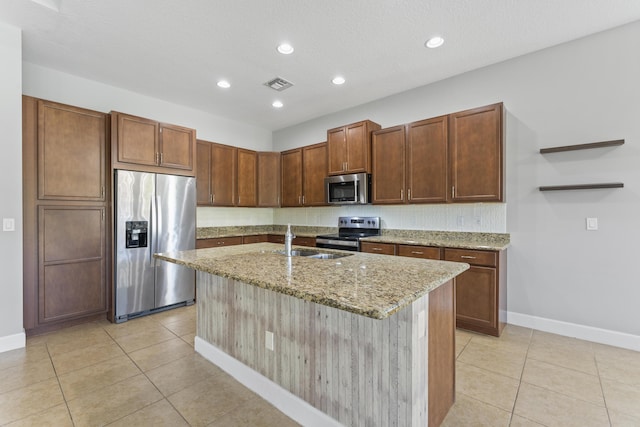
[257,152,281,207]
[281,142,327,207]
[407,116,448,203]
[449,103,503,202]
[237,149,257,207]
[360,241,396,255]
[242,234,269,244]
[327,120,380,175]
[397,244,442,260]
[281,149,303,207]
[111,111,195,176]
[196,140,237,206]
[23,97,110,334]
[196,236,243,249]
[371,125,406,204]
[444,248,506,336]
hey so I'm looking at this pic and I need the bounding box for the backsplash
[198,203,506,233]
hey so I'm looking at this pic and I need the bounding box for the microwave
[325,173,371,205]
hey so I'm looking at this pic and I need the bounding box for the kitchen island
[156,243,469,426]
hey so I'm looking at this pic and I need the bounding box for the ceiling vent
[264,77,294,91]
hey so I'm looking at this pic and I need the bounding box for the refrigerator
[114,170,196,323]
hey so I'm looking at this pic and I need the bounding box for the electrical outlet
[265,331,274,351]
[3,218,15,232]
[586,217,598,231]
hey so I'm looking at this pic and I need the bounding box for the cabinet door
[196,236,243,248]
[293,236,316,247]
[115,113,159,167]
[257,152,281,207]
[211,143,237,206]
[449,103,503,202]
[327,127,347,175]
[345,121,369,173]
[372,126,405,204]
[407,116,448,203]
[360,241,396,255]
[302,142,327,206]
[281,149,303,207]
[159,123,195,171]
[237,149,257,207]
[196,141,212,205]
[38,101,106,201]
[38,206,106,323]
[454,266,497,331]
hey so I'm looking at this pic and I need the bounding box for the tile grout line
[45,340,78,427]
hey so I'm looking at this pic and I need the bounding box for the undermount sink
[274,249,353,259]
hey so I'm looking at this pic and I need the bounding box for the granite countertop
[155,243,469,320]
[197,226,510,251]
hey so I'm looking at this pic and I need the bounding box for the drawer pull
[373,248,383,251]
[411,251,424,255]
[460,255,476,259]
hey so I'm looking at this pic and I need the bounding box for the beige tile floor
[1,306,639,426]
[443,325,640,427]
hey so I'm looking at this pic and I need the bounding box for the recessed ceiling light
[425,36,444,49]
[332,76,346,85]
[217,80,231,89]
[277,43,294,55]
[272,100,284,108]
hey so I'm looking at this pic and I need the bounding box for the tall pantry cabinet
[23,96,110,335]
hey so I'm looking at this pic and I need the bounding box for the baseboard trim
[507,311,640,352]
[194,337,341,427]
[0,331,26,354]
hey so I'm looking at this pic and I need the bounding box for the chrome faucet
[284,224,295,257]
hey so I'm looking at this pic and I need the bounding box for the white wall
[0,23,25,352]
[273,21,640,345]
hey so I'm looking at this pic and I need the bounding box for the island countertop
[155,242,469,319]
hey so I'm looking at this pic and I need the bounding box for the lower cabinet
[360,241,397,255]
[196,236,243,249]
[444,248,506,337]
[242,234,269,244]
[397,244,441,260]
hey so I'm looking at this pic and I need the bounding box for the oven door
[315,237,359,251]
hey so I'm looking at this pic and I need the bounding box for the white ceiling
[2,1,640,131]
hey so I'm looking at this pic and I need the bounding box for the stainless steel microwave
[325,173,371,205]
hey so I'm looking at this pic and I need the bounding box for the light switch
[586,217,598,231]
[3,218,15,232]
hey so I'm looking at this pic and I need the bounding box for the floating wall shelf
[540,139,624,154]
[539,139,624,191]
[539,183,624,192]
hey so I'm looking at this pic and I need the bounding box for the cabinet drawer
[242,234,268,244]
[360,242,396,255]
[293,236,316,247]
[196,236,243,249]
[267,234,285,244]
[397,244,441,260]
[444,248,496,267]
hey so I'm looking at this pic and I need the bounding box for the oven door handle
[315,238,359,248]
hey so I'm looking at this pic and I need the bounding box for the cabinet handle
[452,186,455,198]
[400,189,403,200]
[343,161,347,171]
[212,194,215,203]
[302,195,305,204]
[460,255,476,259]
[156,152,160,164]
[299,195,302,204]
[101,186,105,198]
[159,152,163,164]
[411,251,423,255]
[373,247,383,251]
[408,188,411,200]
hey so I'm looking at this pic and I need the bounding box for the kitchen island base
[195,271,455,427]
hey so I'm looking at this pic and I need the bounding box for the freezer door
[155,174,196,308]
[115,170,156,319]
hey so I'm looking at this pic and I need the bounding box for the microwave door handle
[354,179,359,202]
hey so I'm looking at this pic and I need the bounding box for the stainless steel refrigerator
[114,170,196,323]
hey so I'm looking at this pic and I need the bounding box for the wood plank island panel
[196,271,454,426]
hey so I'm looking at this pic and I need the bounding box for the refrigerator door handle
[154,195,162,258]
[149,193,157,267]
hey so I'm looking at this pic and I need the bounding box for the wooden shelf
[540,139,624,154]
[539,183,624,192]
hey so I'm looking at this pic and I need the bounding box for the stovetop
[316,216,381,241]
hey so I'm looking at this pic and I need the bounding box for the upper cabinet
[281,142,328,207]
[449,103,503,202]
[372,103,503,205]
[111,111,196,176]
[196,140,237,206]
[327,120,380,175]
[257,152,281,207]
[37,100,107,202]
[237,148,257,207]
